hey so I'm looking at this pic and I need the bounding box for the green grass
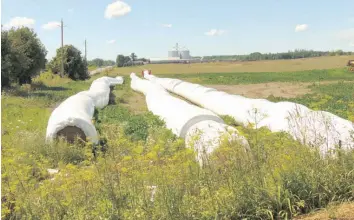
[88,65,98,71]
[2,68,354,219]
[159,68,354,85]
[268,82,354,121]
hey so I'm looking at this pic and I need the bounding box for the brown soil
[207,81,342,98]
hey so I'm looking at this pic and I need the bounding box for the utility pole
[85,39,87,61]
[84,39,88,74]
[60,18,64,77]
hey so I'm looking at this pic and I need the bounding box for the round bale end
[56,126,86,143]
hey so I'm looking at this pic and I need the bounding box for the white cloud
[205,29,226,36]
[336,28,354,41]
[42,21,61,30]
[104,1,131,19]
[295,24,308,32]
[162,24,172,28]
[107,39,116,44]
[3,17,35,29]
[68,8,74,13]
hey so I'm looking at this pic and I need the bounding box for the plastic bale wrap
[46,76,124,144]
[131,72,248,165]
[84,76,124,109]
[145,74,354,154]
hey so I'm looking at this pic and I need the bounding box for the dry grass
[207,80,350,98]
[121,92,147,114]
[115,56,354,75]
[295,203,354,220]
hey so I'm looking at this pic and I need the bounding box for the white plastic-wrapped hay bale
[131,73,248,164]
[145,73,354,154]
[46,76,124,144]
[83,76,124,109]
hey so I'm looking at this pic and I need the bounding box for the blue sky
[2,0,354,60]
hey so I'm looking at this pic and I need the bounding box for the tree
[1,27,47,86]
[130,53,137,61]
[103,60,115,66]
[49,45,88,80]
[88,59,115,67]
[116,54,125,67]
[1,30,13,87]
[90,58,104,67]
[124,56,131,66]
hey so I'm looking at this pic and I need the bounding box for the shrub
[48,45,89,80]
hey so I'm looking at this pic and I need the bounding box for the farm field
[2,59,354,219]
[116,55,354,75]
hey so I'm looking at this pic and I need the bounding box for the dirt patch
[206,81,342,98]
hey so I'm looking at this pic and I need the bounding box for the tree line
[198,49,353,61]
[1,27,90,88]
[87,58,115,67]
[1,27,120,88]
[0,26,146,88]
[116,53,148,67]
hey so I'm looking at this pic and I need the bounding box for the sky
[2,0,354,61]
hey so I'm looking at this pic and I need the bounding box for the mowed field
[116,55,354,75]
[2,56,354,219]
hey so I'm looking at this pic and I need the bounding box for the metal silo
[180,50,190,59]
[168,50,179,58]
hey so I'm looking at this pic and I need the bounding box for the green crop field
[2,61,354,219]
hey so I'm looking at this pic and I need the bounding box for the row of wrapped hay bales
[144,73,354,154]
[46,76,123,144]
[130,72,249,165]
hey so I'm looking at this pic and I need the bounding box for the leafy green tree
[124,56,131,66]
[88,59,115,67]
[49,45,88,80]
[90,58,104,67]
[1,30,13,87]
[116,54,125,67]
[130,53,137,62]
[103,60,115,66]
[1,27,47,86]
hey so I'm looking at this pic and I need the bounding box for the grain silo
[180,49,191,59]
[168,50,179,58]
[168,43,180,58]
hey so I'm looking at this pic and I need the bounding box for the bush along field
[2,68,354,219]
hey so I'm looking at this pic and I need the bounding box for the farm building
[149,43,199,64]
